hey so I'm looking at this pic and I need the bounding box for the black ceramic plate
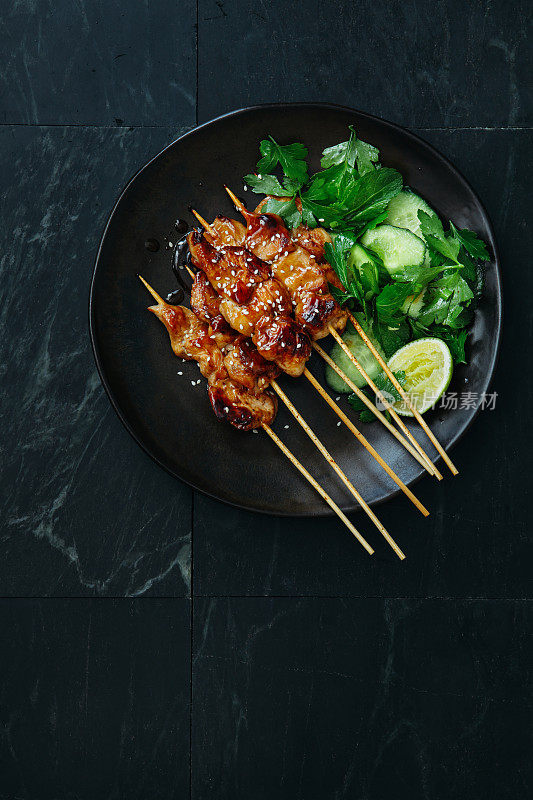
[90,104,502,516]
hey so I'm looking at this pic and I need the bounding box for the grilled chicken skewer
[188,267,428,519]
[139,275,373,553]
[191,203,437,477]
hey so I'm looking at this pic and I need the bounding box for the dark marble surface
[1,125,192,598]
[193,598,533,800]
[0,1,532,798]
[0,599,190,800]
[0,1,197,126]
[197,0,532,128]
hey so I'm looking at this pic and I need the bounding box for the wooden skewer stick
[262,424,374,554]
[329,326,442,481]
[346,310,458,476]
[271,380,405,560]
[139,275,374,554]
[304,369,429,517]
[312,343,432,474]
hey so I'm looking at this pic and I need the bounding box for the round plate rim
[89,102,503,517]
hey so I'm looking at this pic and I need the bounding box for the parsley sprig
[243,128,403,232]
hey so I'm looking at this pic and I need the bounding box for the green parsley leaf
[300,197,345,228]
[418,211,461,262]
[374,369,407,401]
[371,316,411,357]
[321,128,380,175]
[324,238,364,305]
[376,282,413,321]
[324,241,348,288]
[438,328,468,363]
[391,262,461,288]
[450,222,490,261]
[411,321,469,365]
[257,138,309,187]
[244,173,286,195]
[344,168,403,225]
[416,272,474,328]
[299,198,317,227]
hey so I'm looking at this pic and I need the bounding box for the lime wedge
[387,338,453,416]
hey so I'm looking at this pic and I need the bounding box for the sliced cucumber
[386,191,437,239]
[349,243,374,270]
[348,243,379,295]
[325,316,385,393]
[361,225,427,276]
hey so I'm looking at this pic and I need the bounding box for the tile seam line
[0,596,530,601]
[189,595,532,601]
[0,123,530,130]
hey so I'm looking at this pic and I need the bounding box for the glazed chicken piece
[291,223,332,263]
[187,230,312,377]
[218,278,293,337]
[205,215,246,247]
[188,230,270,305]
[208,379,277,431]
[223,335,280,392]
[149,303,226,383]
[147,300,277,430]
[190,272,280,393]
[202,210,341,291]
[190,270,235,349]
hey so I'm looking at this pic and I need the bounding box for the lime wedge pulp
[387,338,453,416]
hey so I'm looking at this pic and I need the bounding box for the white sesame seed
[337,421,341,426]
[284,425,289,429]
[178,371,183,375]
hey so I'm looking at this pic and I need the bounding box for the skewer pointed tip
[225,185,248,216]
[191,208,216,237]
[138,274,166,306]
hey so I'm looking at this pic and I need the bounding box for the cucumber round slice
[349,243,373,270]
[361,225,427,276]
[387,338,453,416]
[325,317,385,392]
[386,191,437,239]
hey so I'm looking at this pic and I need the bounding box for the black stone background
[0,2,531,798]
